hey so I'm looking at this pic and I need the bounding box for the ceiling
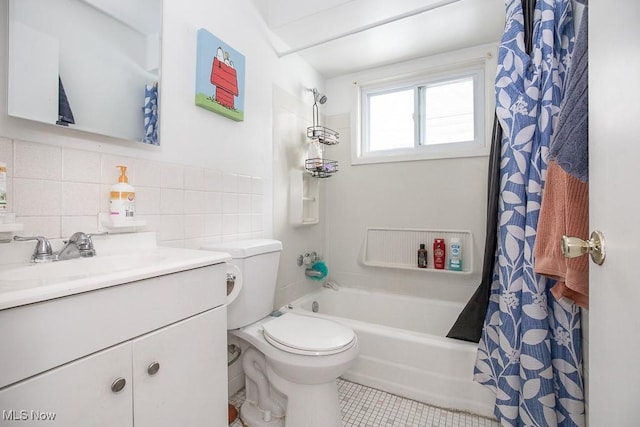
[81,0,161,35]
[255,0,505,78]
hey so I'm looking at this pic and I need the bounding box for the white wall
[322,45,497,303]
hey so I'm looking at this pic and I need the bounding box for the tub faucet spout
[305,268,324,278]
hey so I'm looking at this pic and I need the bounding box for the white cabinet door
[132,307,227,427]
[0,342,132,427]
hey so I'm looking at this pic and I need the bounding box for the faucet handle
[66,231,88,242]
[87,232,108,239]
[66,231,107,243]
[13,235,54,263]
[85,232,107,251]
[66,231,107,256]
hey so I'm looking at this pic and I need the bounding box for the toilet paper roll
[226,263,243,304]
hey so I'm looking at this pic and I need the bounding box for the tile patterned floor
[229,378,498,427]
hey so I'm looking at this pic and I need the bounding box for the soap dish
[98,213,147,233]
[0,222,24,243]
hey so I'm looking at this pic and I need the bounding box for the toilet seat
[262,313,356,356]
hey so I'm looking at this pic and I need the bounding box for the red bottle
[433,239,446,269]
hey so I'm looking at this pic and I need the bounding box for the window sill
[352,146,489,166]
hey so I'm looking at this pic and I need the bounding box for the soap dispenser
[110,165,135,219]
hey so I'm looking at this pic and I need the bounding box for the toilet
[201,239,358,427]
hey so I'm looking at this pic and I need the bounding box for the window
[357,67,486,163]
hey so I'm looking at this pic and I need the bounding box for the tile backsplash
[0,137,264,247]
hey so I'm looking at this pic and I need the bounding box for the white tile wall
[205,170,223,192]
[161,164,185,189]
[161,189,184,214]
[15,141,62,180]
[223,172,238,193]
[0,138,265,245]
[134,159,163,187]
[14,179,61,216]
[184,167,206,191]
[62,149,101,183]
[0,138,13,169]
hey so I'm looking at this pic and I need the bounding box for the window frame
[354,61,489,165]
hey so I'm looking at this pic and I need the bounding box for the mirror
[7,0,161,144]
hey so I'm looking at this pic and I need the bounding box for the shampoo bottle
[417,243,428,268]
[449,237,463,271]
[110,165,135,219]
[433,238,446,270]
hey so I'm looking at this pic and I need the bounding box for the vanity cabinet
[133,306,226,426]
[0,263,228,426]
[0,342,133,426]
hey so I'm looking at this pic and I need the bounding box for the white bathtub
[288,287,496,419]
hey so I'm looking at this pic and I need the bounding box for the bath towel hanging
[534,160,589,307]
[548,0,589,182]
[142,82,159,145]
[535,2,589,307]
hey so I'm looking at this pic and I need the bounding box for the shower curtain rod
[277,0,464,58]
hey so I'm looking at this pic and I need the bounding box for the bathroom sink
[0,254,166,283]
[0,232,231,310]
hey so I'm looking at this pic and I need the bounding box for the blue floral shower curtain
[474,1,585,426]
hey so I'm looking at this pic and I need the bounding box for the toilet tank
[201,239,282,329]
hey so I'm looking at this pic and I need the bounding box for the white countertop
[0,232,231,310]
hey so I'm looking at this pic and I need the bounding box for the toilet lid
[262,313,356,356]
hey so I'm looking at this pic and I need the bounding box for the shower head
[316,91,327,105]
[309,88,327,104]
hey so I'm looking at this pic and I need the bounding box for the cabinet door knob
[111,377,126,393]
[147,361,160,376]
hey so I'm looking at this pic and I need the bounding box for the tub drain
[312,301,319,313]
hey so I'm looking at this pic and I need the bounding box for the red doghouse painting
[210,49,238,109]
[196,29,245,121]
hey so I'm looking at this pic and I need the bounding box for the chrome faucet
[14,232,104,263]
[57,232,98,260]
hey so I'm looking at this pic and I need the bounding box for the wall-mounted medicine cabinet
[7,0,161,143]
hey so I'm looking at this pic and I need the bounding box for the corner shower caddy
[304,90,339,178]
[291,89,340,226]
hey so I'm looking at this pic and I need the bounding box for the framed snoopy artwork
[195,28,246,121]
